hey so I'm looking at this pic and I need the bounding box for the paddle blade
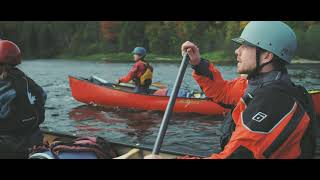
[151,82,167,89]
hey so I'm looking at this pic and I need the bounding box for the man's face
[235,44,257,74]
[133,54,141,61]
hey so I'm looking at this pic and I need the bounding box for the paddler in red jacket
[118,47,153,94]
[145,21,317,159]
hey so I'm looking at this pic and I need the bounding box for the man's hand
[181,41,201,66]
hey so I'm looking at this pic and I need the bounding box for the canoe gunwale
[69,75,211,101]
[41,129,207,158]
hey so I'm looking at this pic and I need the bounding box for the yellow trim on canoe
[308,90,320,94]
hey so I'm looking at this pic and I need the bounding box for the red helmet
[0,40,21,66]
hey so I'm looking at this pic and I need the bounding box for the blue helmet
[132,47,147,57]
[232,21,297,64]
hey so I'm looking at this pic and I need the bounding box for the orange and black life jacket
[133,61,153,87]
[190,59,316,159]
[218,70,317,159]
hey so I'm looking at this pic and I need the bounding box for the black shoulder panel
[242,87,295,133]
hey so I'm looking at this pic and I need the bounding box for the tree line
[0,21,319,60]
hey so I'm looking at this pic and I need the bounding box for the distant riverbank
[56,51,234,64]
[291,58,320,64]
[55,51,320,64]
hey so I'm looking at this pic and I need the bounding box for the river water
[18,59,320,157]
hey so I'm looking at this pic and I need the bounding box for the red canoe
[69,76,228,115]
[69,76,320,116]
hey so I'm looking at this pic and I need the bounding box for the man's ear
[260,51,274,64]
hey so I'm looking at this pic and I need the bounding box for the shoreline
[291,58,320,64]
[25,52,320,65]
[27,58,320,65]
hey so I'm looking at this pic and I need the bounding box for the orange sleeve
[192,62,248,107]
[177,155,201,159]
[119,63,139,83]
[209,128,257,159]
[177,128,259,159]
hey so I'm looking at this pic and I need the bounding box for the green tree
[118,21,146,52]
[145,21,180,55]
[224,21,240,52]
[301,24,320,60]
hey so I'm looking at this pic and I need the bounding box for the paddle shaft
[121,81,167,89]
[152,53,190,155]
[150,81,167,88]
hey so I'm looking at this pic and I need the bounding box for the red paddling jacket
[191,59,317,159]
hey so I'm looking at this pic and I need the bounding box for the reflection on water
[67,105,224,156]
[69,105,159,137]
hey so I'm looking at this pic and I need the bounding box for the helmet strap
[135,53,145,60]
[248,47,273,79]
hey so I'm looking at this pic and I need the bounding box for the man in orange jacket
[146,21,317,159]
[118,47,153,94]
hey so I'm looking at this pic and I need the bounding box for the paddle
[120,81,167,89]
[91,75,109,84]
[152,52,190,155]
[91,74,167,90]
[151,81,167,89]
